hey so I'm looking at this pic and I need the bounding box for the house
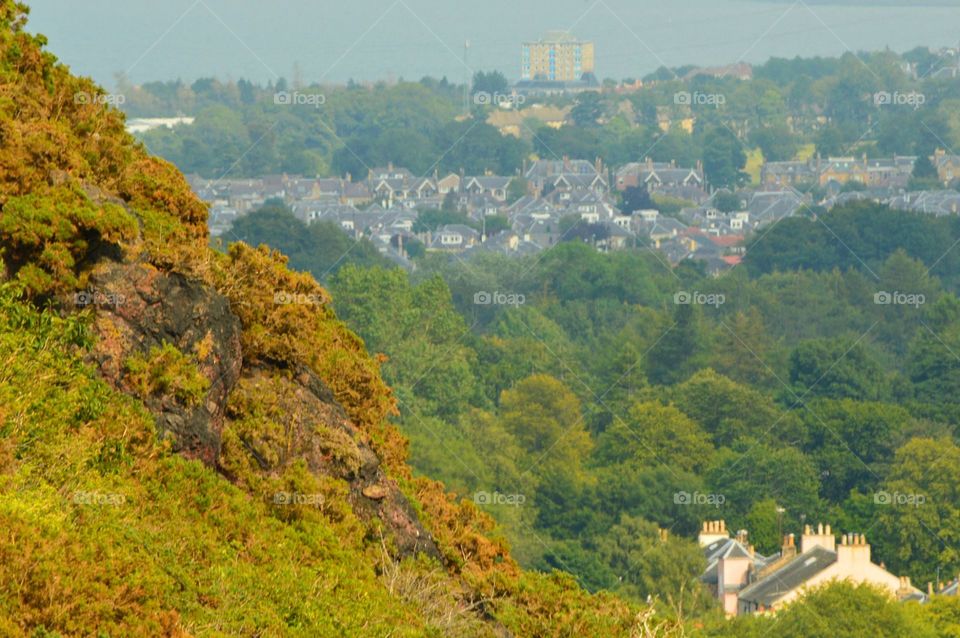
[697,520,923,616]
[436,172,461,195]
[635,214,688,246]
[864,156,916,188]
[747,190,805,224]
[515,213,563,249]
[888,190,960,216]
[761,160,818,187]
[463,176,513,202]
[933,149,960,186]
[818,157,869,186]
[762,155,914,189]
[487,104,569,137]
[684,62,753,81]
[368,164,429,208]
[428,224,480,252]
[616,159,707,202]
[340,180,373,207]
[525,157,607,196]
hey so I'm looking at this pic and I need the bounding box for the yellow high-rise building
[521,31,594,82]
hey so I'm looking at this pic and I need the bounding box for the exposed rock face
[83,258,439,559]
[85,260,243,465]
[225,366,442,560]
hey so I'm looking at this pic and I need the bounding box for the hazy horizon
[25,0,960,90]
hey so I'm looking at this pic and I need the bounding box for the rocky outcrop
[224,366,442,560]
[81,257,439,559]
[84,260,243,465]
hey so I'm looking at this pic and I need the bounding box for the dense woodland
[231,198,960,632]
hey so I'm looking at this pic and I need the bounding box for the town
[190,148,960,274]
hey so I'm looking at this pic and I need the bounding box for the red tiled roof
[710,235,744,247]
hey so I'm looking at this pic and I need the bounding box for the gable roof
[738,546,837,607]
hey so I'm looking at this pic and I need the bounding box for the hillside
[0,2,653,635]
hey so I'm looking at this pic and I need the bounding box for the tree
[594,515,710,611]
[705,309,777,388]
[227,203,390,278]
[707,443,822,526]
[788,338,888,402]
[774,581,936,638]
[910,154,942,191]
[646,302,706,386]
[594,402,713,474]
[750,123,799,162]
[907,296,960,414]
[621,185,654,214]
[871,437,960,584]
[702,127,747,188]
[499,374,590,465]
[712,191,742,213]
[744,498,782,554]
[570,92,606,128]
[499,375,594,536]
[413,208,475,233]
[507,177,528,203]
[329,266,482,419]
[801,399,909,502]
[669,369,801,448]
[471,70,509,98]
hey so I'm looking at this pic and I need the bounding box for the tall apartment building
[521,31,594,82]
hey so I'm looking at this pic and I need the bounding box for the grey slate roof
[738,546,838,607]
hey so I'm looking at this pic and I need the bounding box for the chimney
[897,575,914,598]
[781,533,797,560]
[801,522,836,553]
[698,520,730,547]
[837,532,871,568]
